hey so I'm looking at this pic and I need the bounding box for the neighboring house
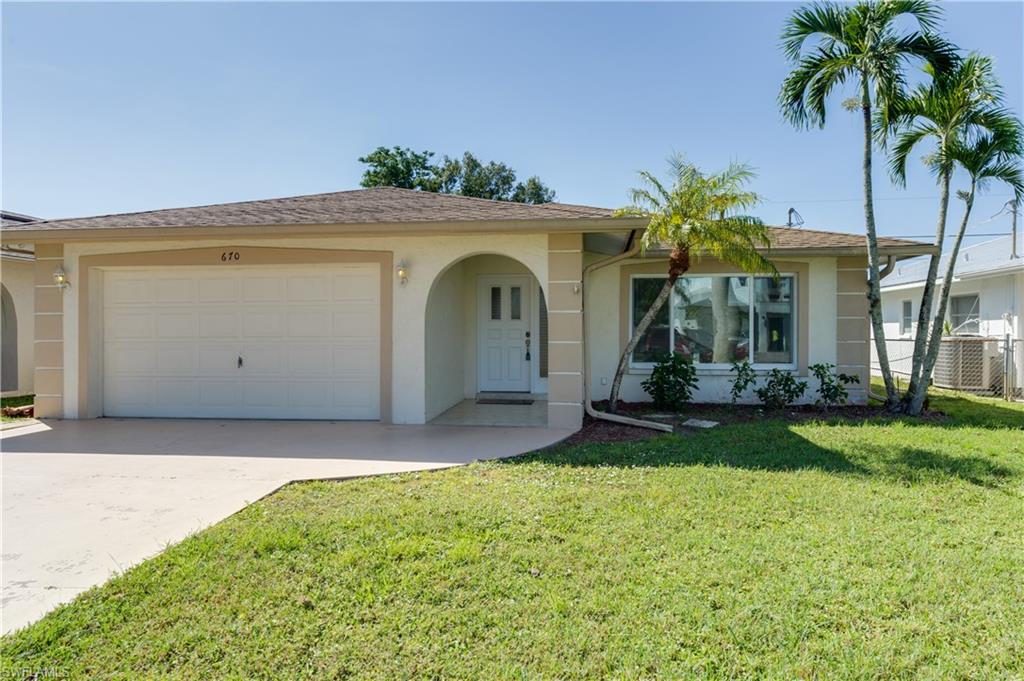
[880,233,1023,341]
[0,187,931,427]
[1,210,41,397]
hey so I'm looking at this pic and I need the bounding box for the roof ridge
[18,186,610,226]
[20,187,389,227]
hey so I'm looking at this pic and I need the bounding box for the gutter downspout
[581,231,674,433]
[869,254,897,402]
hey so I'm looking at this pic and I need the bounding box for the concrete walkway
[0,418,571,634]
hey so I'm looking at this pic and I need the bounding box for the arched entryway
[424,253,548,426]
[1,284,18,392]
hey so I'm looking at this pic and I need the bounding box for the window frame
[628,272,799,372]
[948,293,981,335]
[900,299,913,336]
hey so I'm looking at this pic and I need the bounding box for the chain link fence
[871,336,1022,400]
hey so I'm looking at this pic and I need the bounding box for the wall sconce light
[53,265,70,289]
[396,260,409,286]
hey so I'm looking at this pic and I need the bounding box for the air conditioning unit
[933,338,1002,393]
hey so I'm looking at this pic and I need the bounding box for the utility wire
[763,194,1013,204]
[888,232,1011,239]
[888,203,1020,238]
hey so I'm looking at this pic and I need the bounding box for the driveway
[1,418,571,634]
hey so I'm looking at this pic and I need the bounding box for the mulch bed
[559,415,669,447]
[1,405,33,418]
[559,401,949,446]
[594,400,947,426]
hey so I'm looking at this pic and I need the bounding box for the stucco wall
[424,261,465,421]
[586,255,844,405]
[881,272,1021,340]
[59,234,549,423]
[1,257,36,396]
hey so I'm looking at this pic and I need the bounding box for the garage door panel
[198,381,240,406]
[106,344,157,373]
[107,278,154,305]
[287,275,332,302]
[288,345,332,374]
[242,381,282,407]
[105,377,153,407]
[289,382,332,409]
[198,345,237,372]
[155,379,198,407]
[197,278,238,303]
[240,344,284,373]
[198,312,238,338]
[334,271,377,300]
[333,308,377,338]
[155,278,197,303]
[156,345,198,374]
[242,276,286,303]
[104,265,380,420]
[334,343,378,375]
[335,380,379,410]
[288,310,332,338]
[242,310,284,337]
[155,311,196,338]
[107,312,154,340]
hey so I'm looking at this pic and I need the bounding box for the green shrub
[729,361,758,403]
[754,369,808,409]
[809,362,860,411]
[641,354,699,411]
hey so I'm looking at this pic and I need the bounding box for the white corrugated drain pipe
[581,231,674,433]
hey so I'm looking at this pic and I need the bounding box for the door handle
[237,355,244,368]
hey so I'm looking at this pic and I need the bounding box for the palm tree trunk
[907,180,975,415]
[861,80,899,409]
[904,166,952,411]
[711,277,733,362]
[608,246,689,413]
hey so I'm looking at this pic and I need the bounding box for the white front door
[102,264,380,420]
[478,275,532,392]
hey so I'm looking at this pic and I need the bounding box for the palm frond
[888,122,937,184]
[874,0,944,33]
[621,157,775,276]
[780,1,849,61]
[779,47,856,128]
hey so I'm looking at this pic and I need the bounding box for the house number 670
[220,251,240,262]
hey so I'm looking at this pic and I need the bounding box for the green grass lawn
[2,389,1022,679]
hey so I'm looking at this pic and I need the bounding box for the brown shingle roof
[0,187,933,255]
[763,226,924,251]
[2,187,613,232]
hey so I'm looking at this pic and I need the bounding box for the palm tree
[778,0,956,409]
[907,126,1024,413]
[882,54,1019,413]
[607,156,776,413]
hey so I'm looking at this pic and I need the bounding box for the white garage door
[103,264,380,420]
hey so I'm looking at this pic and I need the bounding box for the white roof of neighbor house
[882,233,1024,289]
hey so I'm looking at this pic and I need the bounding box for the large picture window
[630,274,796,367]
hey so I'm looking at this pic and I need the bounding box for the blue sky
[2,1,1021,243]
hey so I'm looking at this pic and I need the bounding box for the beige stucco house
[0,187,931,429]
[2,211,41,398]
